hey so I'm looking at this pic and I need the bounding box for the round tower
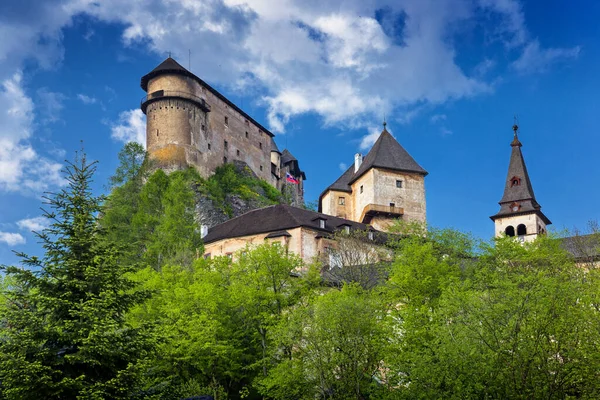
[140,57,211,173]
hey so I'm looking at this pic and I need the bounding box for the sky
[1,0,599,265]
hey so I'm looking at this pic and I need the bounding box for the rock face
[193,161,282,231]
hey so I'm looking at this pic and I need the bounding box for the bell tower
[490,124,551,242]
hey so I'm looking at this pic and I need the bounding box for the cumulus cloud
[77,94,97,104]
[111,109,146,146]
[17,216,49,232]
[0,232,26,246]
[359,125,391,151]
[0,0,582,146]
[430,114,447,123]
[0,73,64,194]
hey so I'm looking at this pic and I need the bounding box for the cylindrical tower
[140,57,211,173]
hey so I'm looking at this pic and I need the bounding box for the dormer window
[368,231,374,240]
[314,218,327,229]
[510,176,521,187]
[344,225,350,233]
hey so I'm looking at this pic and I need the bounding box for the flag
[286,172,299,184]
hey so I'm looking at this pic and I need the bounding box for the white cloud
[37,88,66,124]
[0,73,64,194]
[339,162,347,171]
[77,94,97,104]
[359,125,390,151]
[512,40,580,74]
[111,109,146,146]
[17,216,49,232]
[430,114,447,123]
[440,127,453,136]
[0,232,26,246]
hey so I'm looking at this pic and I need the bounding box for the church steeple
[490,124,551,241]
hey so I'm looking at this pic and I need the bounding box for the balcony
[141,90,211,113]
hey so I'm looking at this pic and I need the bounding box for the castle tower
[141,57,212,174]
[319,122,427,231]
[490,124,551,242]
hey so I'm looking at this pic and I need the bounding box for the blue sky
[1,0,599,265]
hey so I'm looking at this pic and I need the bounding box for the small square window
[390,202,395,208]
[360,185,364,194]
[224,116,229,126]
[338,197,345,205]
[396,180,403,188]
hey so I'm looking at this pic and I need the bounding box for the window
[510,176,521,187]
[344,226,350,234]
[260,165,263,171]
[208,143,211,150]
[201,124,205,131]
[245,131,249,138]
[360,185,364,194]
[517,224,527,236]
[224,140,228,150]
[259,142,263,149]
[396,180,403,188]
[505,225,515,237]
[390,202,395,208]
[224,156,228,163]
[203,253,211,259]
[338,197,345,205]
[226,253,232,259]
[245,119,249,126]
[368,231,374,240]
[236,149,240,156]
[318,219,326,229]
[224,116,229,126]
[156,129,159,137]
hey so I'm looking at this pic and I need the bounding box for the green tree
[0,153,154,399]
[394,235,600,399]
[259,284,391,399]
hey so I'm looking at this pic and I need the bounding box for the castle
[140,57,583,263]
[140,57,306,205]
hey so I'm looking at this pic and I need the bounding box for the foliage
[0,152,154,399]
[199,164,282,216]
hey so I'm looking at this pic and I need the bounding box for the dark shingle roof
[280,149,297,165]
[203,204,374,244]
[270,137,280,154]
[140,57,274,138]
[560,234,600,260]
[490,129,551,224]
[349,128,427,185]
[318,127,426,209]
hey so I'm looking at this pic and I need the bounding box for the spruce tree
[0,152,153,399]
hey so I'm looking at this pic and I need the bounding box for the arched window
[517,224,527,236]
[505,225,515,237]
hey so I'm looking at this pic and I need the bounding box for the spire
[490,124,551,225]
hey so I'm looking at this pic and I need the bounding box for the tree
[259,284,392,399]
[108,142,147,188]
[394,235,600,399]
[0,152,154,399]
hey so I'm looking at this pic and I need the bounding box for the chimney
[354,153,363,172]
[200,225,209,239]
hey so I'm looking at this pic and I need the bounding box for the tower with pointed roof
[490,124,551,242]
[140,56,305,203]
[319,123,428,231]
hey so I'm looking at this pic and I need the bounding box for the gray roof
[318,126,426,209]
[140,57,274,138]
[349,128,427,185]
[280,149,297,164]
[560,234,600,260]
[270,137,280,154]
[203,204,374,244]
[490,129,551,224]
